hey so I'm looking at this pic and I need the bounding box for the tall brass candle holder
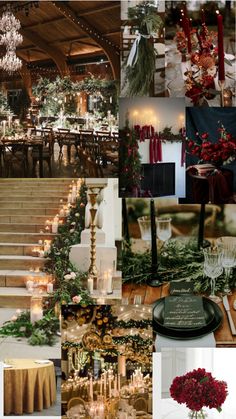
[88,188,100,282]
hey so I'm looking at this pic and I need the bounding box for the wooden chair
[31,136,53,177]
[67,396,86,410]
[133,397,148,413]
[2,141,28,177]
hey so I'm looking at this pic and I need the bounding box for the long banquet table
[4,359,56,415]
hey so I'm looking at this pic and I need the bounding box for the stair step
[0,223,47,233]
[0,208,60,215]
[0,178,75,183]
[0,196,68,202]
[0,255,48,270]
[0,201,67,209]
[0,232,56,243]
[0,243,48,256]
[0,270,51,287]
[0,215,65,224]
[0,287,48,308]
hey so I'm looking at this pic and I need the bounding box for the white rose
[64,274,72,280]
[70,272,76,279]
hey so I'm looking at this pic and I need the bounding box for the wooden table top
[122,283,236,347]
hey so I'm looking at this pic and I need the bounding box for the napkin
[155,332,216,351]
[34,360,50,364]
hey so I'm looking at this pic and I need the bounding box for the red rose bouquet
[187,124,236,166]
[170,368,228,419]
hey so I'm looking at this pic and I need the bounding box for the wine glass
[217,238,236,294]
[156,218,172,246]
[203,248,223,303]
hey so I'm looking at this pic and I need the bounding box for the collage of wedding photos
[0,1,236,418]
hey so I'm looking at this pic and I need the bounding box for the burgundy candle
[217,11,225,81]
[185,18,192,53]
[201,8,206,24]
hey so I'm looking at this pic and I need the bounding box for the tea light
[47,283,53,293]
[44,240,51,253]
[38,240,43,245]
[59,208,65,216]
[39,250,45,258]
[30,296,43,324]
[26,280,34,291]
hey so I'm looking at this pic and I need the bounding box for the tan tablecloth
[4,359,56,415]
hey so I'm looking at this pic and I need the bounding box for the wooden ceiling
[0,1,120,75]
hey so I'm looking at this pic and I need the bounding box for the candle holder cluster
[175,5,232,107]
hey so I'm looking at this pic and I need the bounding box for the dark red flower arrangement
[170,368,228,413]
[187,125,236,165]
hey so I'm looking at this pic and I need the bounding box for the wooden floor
[0,144,117,178]
[123,283,236,347]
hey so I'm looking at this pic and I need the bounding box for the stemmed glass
[217,237,236,294]
[156,218,172,247]
[203,248,223,303]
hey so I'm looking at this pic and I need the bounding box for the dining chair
[67,396,86,410]
[133,396,148,413]
[2,141,28,177]
[31,136,53,177]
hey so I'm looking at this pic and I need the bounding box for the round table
[4,359,56,415]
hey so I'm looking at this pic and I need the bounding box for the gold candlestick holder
[88,188,100,281]
[218,80,225,107]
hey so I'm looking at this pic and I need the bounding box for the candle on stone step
[38,240,43,245]
[39,249,45,258]
[67,193,72,204]
[216,10,225,81]
[51,216,59,234]
[59,207,65,216]
[87,276,93,294]
[26,279,34,291]
[47,283,53,293]
[30,296,43,324]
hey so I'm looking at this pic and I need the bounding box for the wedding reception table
[4,359,56,415]
[122,284,236,347]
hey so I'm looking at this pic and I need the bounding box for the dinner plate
[153,297,223,340]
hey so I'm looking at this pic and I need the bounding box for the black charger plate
[153,297,223,340]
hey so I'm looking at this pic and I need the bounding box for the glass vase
[188,409,208,419]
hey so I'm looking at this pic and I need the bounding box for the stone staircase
[0,179,75,309]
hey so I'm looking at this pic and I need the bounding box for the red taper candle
[217,11,225,81]
[185,18,192,53]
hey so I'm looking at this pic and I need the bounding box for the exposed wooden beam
[22,3,120,29]
[20,27,70,76]
[51,2,120,79]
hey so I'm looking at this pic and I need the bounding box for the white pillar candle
[118,374,121,392]
[26,280,34,291]
[108,377,112,398]
[89,377,93,401]
[87,277,93,294]
[2,120,6,136]
[67,193,72,204]
[59,208,65,216]
[30,297,43,324]
[106,269,113,294]
[47,283,53,293]
[51,217,58,234]
[100,377,103,395]
[38,250,45,258]
[104,373,107,399]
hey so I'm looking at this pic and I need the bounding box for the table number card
[164,295,206,329]
[170,281,194,295]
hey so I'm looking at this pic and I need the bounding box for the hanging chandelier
[0,50,22,74]
[0,8,21,32]
[0,5,23,73]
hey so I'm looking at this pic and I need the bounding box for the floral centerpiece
[170,368,228,419]
[187,124,236,168]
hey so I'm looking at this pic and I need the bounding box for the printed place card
[169,281,194,295]
[164,295,206,329]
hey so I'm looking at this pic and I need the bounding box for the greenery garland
[45,182,93,306]
[0,310,59,346]
[32,75,118,115]
[0,92,10,114]
[160,126,184,142]
[119,125,142,194]
[112,319,152,329]
[122,239,236,294]
[113,335,152,349]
